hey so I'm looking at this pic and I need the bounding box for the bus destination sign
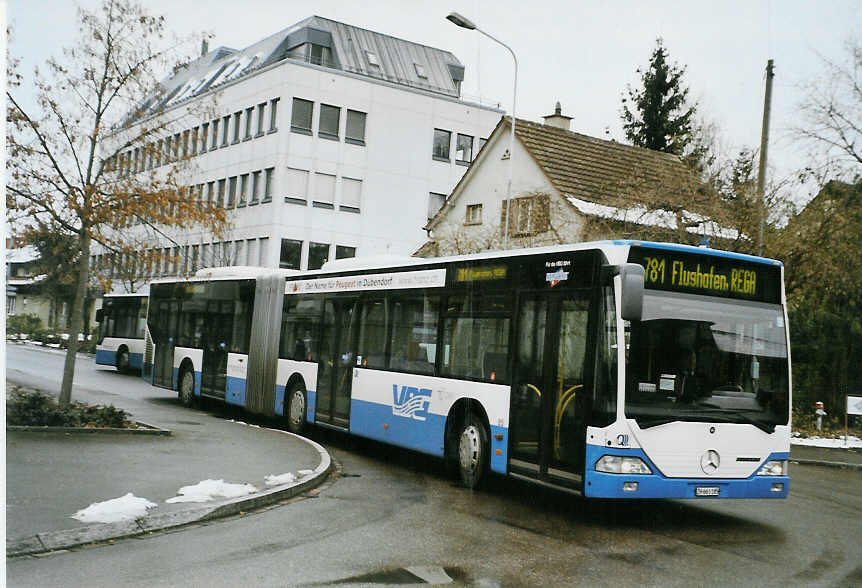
[628,247,781,303]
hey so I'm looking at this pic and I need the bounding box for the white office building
[100,15,502,281]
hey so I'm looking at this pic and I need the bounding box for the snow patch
[265,472,296,486]
[297,469,314,477]
[791,435,862,449]
[72,493,157,523]
[166,479,258,504]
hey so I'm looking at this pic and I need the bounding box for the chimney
[543,101,573,131]
[201,39,209,57]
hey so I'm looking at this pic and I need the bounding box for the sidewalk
[6,383,331,557]
[790,443,862,470]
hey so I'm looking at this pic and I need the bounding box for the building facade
[96,16,501,288]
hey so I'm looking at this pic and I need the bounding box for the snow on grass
[791,434,862,449]
[166,479,258,504]
[72,493,157,523]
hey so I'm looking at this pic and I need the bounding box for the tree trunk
[59,233,91,406]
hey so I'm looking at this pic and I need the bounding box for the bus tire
[286,383,307,435]
[178,367,196,408]
[116,348,130,373]
[456,415,489,490]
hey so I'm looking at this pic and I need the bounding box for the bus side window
[357,296,388,369]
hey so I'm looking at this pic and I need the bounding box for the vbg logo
[392,385,432,421]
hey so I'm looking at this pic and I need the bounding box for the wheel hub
[459,425,481,472]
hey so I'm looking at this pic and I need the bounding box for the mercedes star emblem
[700,449,720,475]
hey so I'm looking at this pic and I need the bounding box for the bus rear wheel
[116,348,130,373]
[286,383,307,435]
[457,415,489,490]
[179,368,196,408]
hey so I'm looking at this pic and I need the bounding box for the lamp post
[446,12,518,248]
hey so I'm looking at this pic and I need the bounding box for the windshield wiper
[685,407,777,433]
[633,409,777,433]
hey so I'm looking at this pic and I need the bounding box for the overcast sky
[7,0,860,196]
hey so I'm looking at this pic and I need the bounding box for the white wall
[102,57,502,276]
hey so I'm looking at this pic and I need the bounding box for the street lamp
[446,12,518,248]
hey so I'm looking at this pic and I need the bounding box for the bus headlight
[757,460,788,476]
[595,455,652,475]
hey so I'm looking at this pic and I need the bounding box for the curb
[7,421,171,436]
[791,458,862,472]
[6,431,331,558]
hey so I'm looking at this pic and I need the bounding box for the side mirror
[95,308,104,323]
[619,263,644,322]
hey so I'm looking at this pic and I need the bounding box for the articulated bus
[95,290,149,372]
[143,241,791,498]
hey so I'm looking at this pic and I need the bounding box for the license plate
[696,486,721,497]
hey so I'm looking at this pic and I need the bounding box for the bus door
[201,299,232,398]
[152,299,178,388]
[510,291,590,486]
[316,298,357,428]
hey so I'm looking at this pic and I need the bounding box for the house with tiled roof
[418,103,731,256]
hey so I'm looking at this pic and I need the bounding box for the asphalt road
[7,344,862,587]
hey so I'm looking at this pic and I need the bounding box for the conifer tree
[621,38,704,167]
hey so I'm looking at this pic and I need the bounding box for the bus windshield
[624,291,789,432]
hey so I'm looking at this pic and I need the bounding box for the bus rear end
[586,243,790,499]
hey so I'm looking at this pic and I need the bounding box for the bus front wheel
[179,368,196,408]
[286,383,307,435]
[457,415,489,490]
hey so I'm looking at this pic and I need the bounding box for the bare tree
[6,0,226,405]
[792,38,862,180]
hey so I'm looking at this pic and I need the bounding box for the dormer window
[366,50,380,67]
[414,63,427,79]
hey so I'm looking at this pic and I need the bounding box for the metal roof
[136,16,466,121]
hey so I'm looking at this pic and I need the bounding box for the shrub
[6,388,132,428]
[6,313,46,340]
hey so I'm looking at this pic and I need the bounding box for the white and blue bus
[143,241,791,498]
[95,291,149,372]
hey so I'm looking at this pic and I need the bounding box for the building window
[433,129,451,161]
[238,174,249,207]
[319,104,340,140]
[335,245,356,260]
[346,110,366,145]
[256,103,266,136]
[456,134,473,165]
[502,194,551,236]
[182,130,190,158]
[210,119,219,150]
[250,171,261,205]
[232,112,242,143]
[291,98,313,135]
[428,192,447,220]
[221,115,230,147]
[206,181,215,208]
[279,239,302,270]
[308,242,329,270]
[340,177,362,213]
[244,107,253,140]
[285,168,309,205]
[414,63,427,79]
[200,123,209,153]
[259,237,269,266]
[269,98,279,132]
[313,173,336,209]
[366,50,380,67]
[465,204,483,225]
[263,167,274,203]
[217,179,226,207]
[228,176,237,208]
